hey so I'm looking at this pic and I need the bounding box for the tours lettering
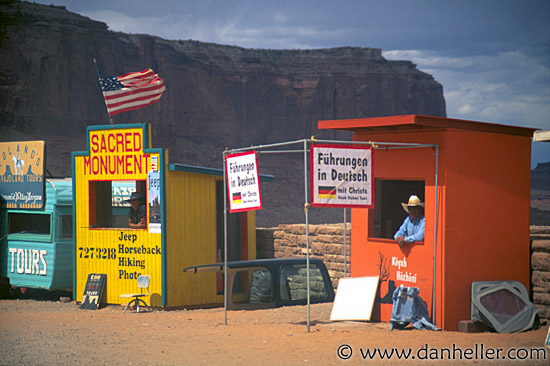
[8,248,47,276]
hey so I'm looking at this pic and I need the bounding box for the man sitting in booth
[127,192,146,229]
[394,195,425,247]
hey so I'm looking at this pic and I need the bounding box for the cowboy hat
[401,195,424,213]
[125,192,143,202]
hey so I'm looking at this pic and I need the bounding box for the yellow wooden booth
[72,123,262,308]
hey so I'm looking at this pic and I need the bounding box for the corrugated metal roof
[46,179,72,207]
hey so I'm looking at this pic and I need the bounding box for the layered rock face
[1,1,446,225]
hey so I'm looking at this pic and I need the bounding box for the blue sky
[35,0,549,168]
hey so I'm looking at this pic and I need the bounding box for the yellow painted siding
[165,171,257,307]
[74,124,259,308]
[165,171,219,307]
[74,126,162,306]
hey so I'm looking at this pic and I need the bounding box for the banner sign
[225,151,262,213]
[311,144,373,208]
[82,129,149,177]
[148,171,161,233]
[0,141,45,209]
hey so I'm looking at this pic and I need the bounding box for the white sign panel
[330,276,379,321]
[311,144,373,207]
[225,151,262,213]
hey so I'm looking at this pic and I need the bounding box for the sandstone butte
[0,1,446,225]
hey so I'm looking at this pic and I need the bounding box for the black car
[183,258,335,310]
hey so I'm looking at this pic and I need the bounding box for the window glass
[280,264,327,301]
[371,179,425,240]
[89,180,145,229]
[8,213,50,235]
[480,289,527,325]
[111,181,137,228]
[249,268,272,303]
[231,268,272,305]
[59,214,73,239]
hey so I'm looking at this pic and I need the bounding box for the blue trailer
[1,179,73,291]
[0,179,138,292]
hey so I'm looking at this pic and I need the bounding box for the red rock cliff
[1,1,447,225]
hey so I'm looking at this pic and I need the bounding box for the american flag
[99,69,166,117]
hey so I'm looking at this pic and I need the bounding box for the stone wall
[530,226,550,324]
[257,224,351,289]
[257,224,550,324]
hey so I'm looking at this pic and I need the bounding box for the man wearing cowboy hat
[126,192,146,229]
[394,195,425,247]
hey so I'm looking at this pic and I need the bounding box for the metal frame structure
[222,138,439,332]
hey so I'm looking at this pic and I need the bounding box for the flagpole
[93,58,114,125]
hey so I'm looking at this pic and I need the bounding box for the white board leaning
[225,151,262,213]
[330,276,380,321]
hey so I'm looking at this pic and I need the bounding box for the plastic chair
[120,275,152,313]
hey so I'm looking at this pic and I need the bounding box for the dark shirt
[128,204,146,225]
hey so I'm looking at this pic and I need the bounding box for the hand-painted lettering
[82,154,150,176]
[396,271,417,283]
[116,133,124,151]
[125,154,132,174]
[118,231,138,243]
[392,256,417,283]
[40,250,47,275]
[119,270,141,280]
[91,134,99,153]
[107,134,115,152]
[117,243,162,255]
[8,247,47,276]
[100,134,107,152]
[119,257,146,269]
[78,247,117,260]
[391,256,407,270]
[90,131,143,155]
[133,132,141,152]
[124,132,133,151]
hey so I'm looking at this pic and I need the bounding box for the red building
[319,115,535,330]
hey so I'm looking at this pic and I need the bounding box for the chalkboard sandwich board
[81,273,106,310]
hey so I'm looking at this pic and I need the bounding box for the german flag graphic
[232,192,242,204]
[318,186,336,199]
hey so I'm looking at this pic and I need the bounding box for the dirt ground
[0,296,548,366]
